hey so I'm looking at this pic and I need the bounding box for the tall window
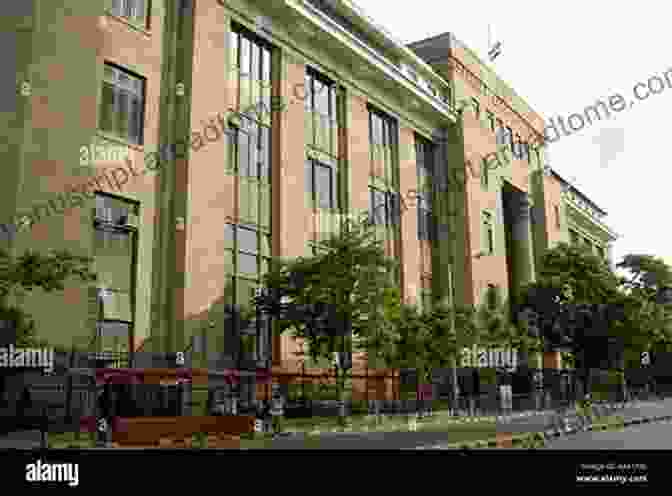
[505,127,514,152]
[416,135,435,241]
[94,193,138,366]
[304,69,339,157]
[470,97,480,119]
[306,158,336,210]
[369,187,398,226]
[109,0,149,29]
[229,24,273,127]
[226,113,271,230]
[486,111,496,132]
[482,211,494,255]
[495,120,506,146]
[369,106,398,188]
[369,106,400,276]
[554,204,561,228]
[224,223,272,362]
[99,63,145,145]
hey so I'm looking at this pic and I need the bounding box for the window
[227,119,271,229]
[94,193,138,362]
[480,157,489,190]
[224,223,271,276]
[521,142,530,162]
[416,135,435,241]
[109,0,149,28]
[495,120,506,145]
[99,64,145,145]
[304,68,339,157]
[486,111,496,132]
[224,223,272,363]
[417,190,434,241]
[230,25,273,126]
[369,187,398,226]
[505,127,514,152]
[369,106,398,187]
[229,120,271,180]
[482,211,494,255]
[554,204,561,228]
[513,135,523,159]
[471,97,480,118]
[306,158,336,209]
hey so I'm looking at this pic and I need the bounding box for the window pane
[248,127,258,178]
[305,159,313,195]
[129,94,143,145]
[134,0,146,26]
[229,31,239,72]
[238,253,258,275]
[237,130,249,176]
[370,189,386,225]
[315,80,329,116]
[304,73,313,110]
[261,48,271,84]
[224,224,235,249]
[250,42,260,81]
[316,164,332,209]
[330,87,337,122]
[99,83,115,134]
[238,227,258,253]
[240,37,250,77]
[258,126,270,181]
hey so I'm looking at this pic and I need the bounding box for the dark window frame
[109,0,150,29]
[100,63,146,145]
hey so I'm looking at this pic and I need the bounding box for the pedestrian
[270,388,284,437]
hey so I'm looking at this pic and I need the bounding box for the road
[544,420,672,449]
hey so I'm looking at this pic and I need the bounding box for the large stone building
[2,1,616,380]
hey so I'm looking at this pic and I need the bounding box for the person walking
[270,388,284,437]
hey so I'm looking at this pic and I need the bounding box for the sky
[354,0,672,270]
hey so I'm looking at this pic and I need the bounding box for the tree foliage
[256,214,400,364]
[0,248,97,347]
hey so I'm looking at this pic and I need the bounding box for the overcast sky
[356,0,671,269]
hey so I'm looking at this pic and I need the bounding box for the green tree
[617,255,672,366]
[0,248,97,347]
[255,214,399,426]
[517,243,624,397]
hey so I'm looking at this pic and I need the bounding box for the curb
[420,413,672,450]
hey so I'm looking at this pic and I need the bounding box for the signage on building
[460,346,518,371]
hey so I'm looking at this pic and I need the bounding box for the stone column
[509,190,536,291]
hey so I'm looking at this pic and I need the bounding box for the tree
[255,214,400,426]
[0,248,97,347]
[616,255,672,374]
[516,243,625,398]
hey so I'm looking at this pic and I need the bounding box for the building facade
[2,1,616,378]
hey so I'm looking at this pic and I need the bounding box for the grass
[48,431,96,449]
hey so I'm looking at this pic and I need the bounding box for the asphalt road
[544,420,672,449]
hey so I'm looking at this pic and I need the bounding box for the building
[1,1,617,389]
